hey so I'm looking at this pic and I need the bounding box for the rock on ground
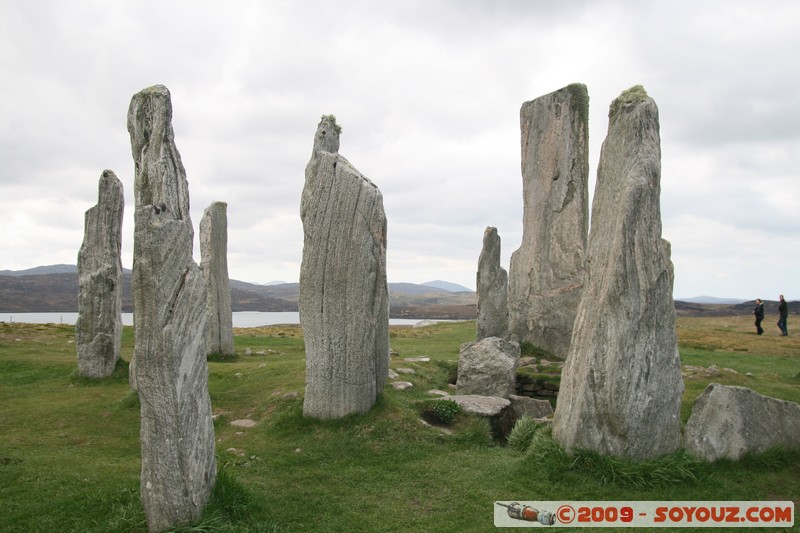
[685,383,800,461]
[552,86,684,460]
[128,84,216,532]
[443,394,515,437]
[509,394,554,420]
[456,337,520,398]
[200,201,234,356]
[476,226,508,340]
[76,169,124,378]
[299,115,389,419]
[508,84,589,358]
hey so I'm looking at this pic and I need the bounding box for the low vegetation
[0,317,798,531]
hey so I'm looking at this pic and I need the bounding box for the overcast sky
[1,1,798,300]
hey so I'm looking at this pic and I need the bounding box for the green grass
[1,318,798,532]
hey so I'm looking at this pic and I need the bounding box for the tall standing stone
[200,201,234,356]
[552,86,683,460]
[508,84,589,358]
[300,115,389,419]
[128,84,216,532]
[476,226,508,340]
[76,169,124,378]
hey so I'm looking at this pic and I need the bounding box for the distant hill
[12,265,794,320]
[676,296,747,305]
[0,265,477,317]
[674,299,800,317]
[422,280,473,293]
[0,264,77,276]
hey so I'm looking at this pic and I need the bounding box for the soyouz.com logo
[493,501,795,528]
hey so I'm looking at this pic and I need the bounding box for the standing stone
[128,84,216,532]
[300,115,389,419]
[684,384,800,462]
[508,84,589,358]
[200,201,234,356]
[76,169,124,378]
[476,227,508,340]
[553,86,683,460]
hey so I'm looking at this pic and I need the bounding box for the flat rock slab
[390,381,413,390]
[230,419,257,428]
[443,395,510,417]
[404,357,431,362]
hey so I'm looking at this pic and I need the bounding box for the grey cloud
[0,0,798,299]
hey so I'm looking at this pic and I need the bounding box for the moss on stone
[609,85,648,118]
[566,82,590,128]
[321,114,342,134]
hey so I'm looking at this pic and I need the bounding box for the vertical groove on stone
[76,169,124,378]
[508,83,589,358]
[128,84,216,532]
[553,85,684,460]
[200,201,234,356]
[300,115,389,419]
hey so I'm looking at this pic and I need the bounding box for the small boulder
[456,337,520,398]
[509,394,554,419]
[685,383,800,461]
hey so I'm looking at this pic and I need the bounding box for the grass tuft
[433,359,458,384]
[115,389,140,410]
[527,427,700,489]
[452,417,494,448]
[207,352,240,363]
[507,416,540,452]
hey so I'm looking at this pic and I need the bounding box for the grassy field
[0,317,798,532]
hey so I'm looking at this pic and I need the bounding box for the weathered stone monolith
[128,84,216,532]
[200,201,234,356]
[552,86,684,460]
[300,115,389,419]
[456,337,520,398]
[508,84,589,358]
[476,227,508,340]
[76,169,124,378]
[684,384,800,462]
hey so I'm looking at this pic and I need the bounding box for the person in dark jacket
[754,299,765,335]
[777,294,788,336]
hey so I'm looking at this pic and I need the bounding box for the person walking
[777,294,788,336]
[754,298,765,335]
